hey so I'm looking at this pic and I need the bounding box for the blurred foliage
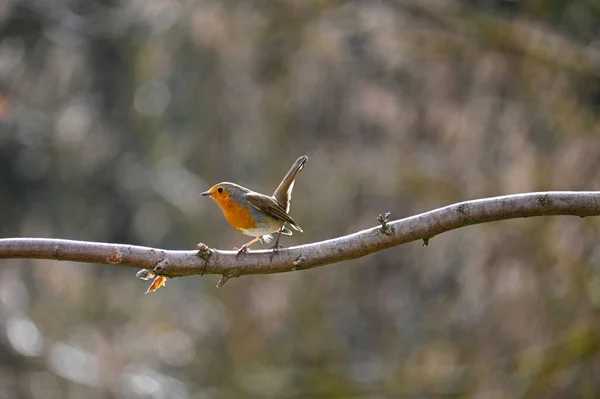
[1,0,600,397]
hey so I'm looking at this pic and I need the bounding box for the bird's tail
[273,155,308,211]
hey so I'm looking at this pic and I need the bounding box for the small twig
[135,255,167,280]
[216,275,230,288]
[377,212,391,226]
[136,269,155,280]
[378,212,392,235]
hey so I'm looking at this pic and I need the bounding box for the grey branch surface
[1,192,599,281]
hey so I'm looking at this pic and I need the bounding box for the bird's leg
[269,227,285,260]
[234,236,262,257]
[270,227,284,251]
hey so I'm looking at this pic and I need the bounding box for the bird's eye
[217,187,224,194]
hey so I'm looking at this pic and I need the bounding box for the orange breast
[214,196,257,232]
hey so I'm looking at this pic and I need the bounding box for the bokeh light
[2,0,600,397]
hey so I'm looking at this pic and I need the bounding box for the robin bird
[200,156,307,254]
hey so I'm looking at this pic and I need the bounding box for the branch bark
[1,192,599,283]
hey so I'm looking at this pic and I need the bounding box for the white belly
[239,225,280,237]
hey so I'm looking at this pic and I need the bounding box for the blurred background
[1,0,600,397]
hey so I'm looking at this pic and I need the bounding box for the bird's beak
[200,190,212,197]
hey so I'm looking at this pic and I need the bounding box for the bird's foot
[234,245,249,258]
[269,242,285,260]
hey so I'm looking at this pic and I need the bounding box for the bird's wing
[245,193,303,233]
[280,227,293,236]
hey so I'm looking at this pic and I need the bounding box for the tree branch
[1,192,599,284]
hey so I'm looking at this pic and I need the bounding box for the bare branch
[1,192,599,282]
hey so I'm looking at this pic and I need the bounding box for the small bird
[200,156,307,253]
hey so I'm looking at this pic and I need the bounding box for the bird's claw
[269,243,284,260]
[234,245,249,258]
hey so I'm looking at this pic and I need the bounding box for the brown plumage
[200,156,307,253]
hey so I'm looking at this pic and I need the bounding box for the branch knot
[196,243,213,276]
[378,212,392,235]
[293,255,307,270]
[538,194,551,208]
[457,203,469,215]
